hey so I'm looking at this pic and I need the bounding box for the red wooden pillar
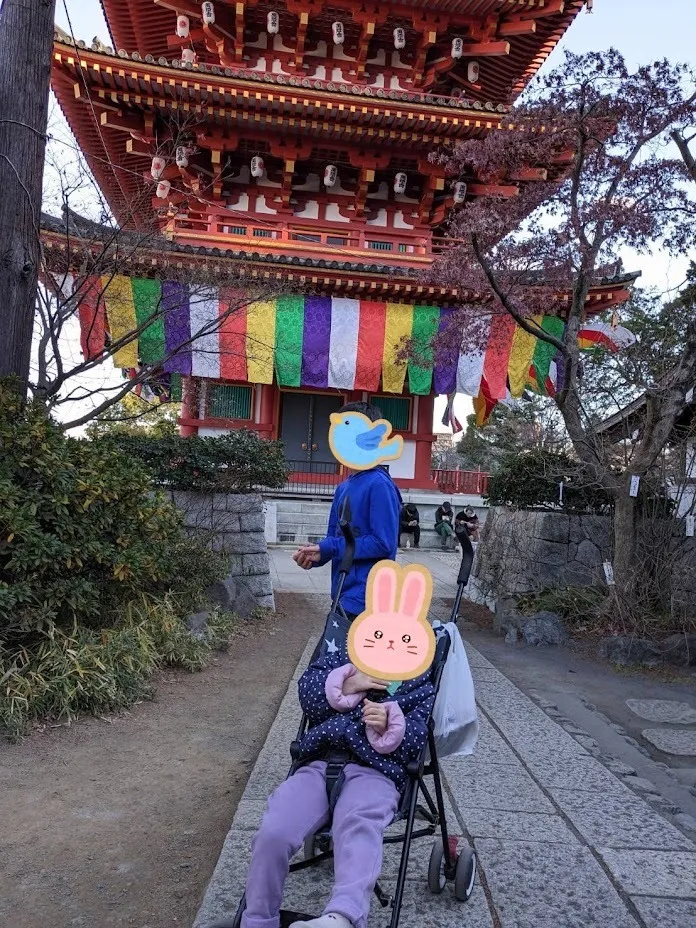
[258,383,277,438]
[414,394,436,489]
[179,376,198,436]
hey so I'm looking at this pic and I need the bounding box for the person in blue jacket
[293,402,402,619]
[240,644,436,928]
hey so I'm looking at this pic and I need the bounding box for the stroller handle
[457,530,474,587]
[338,496,355,575]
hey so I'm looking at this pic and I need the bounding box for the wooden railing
[431,469,489,496]
[167,213,433,265]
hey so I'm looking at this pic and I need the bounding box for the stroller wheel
[453,847,476,902]
[427,839,447,894]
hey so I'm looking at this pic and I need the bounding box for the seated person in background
[434,501,456,550]
[399,503,420,549]
[456,506,480,543]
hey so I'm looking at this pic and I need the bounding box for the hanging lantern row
[453,181,467,204]
[156,180,172,199]
[181,48,196,64]
[176,7,477,81]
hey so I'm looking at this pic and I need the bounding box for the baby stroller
[211,501,476,928]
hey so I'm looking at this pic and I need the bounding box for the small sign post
[603,561,616,586]
[629,475,640,497]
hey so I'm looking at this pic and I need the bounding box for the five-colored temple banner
[71,280,636,402]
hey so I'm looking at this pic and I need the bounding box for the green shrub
[516,586,606,631]
[0,596,238,741]
[97,431,289,493]
[484,449,612,513]
[0,383,223,642]
[485,449,676,517]
[0,380,230,737]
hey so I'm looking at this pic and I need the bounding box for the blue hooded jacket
[296,647,436,790]
[316,467,402,616]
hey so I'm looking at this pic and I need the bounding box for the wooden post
[0,0,57,395]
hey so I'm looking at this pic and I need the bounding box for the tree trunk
[0,0,57,396]
[612,489,637,591]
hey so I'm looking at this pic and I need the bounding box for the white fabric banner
[456,315,490,396]
[190,287,222,379]
[328,298,360,390]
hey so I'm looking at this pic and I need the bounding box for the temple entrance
[280,392,343,473]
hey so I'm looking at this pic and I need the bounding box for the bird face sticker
[328,412,404,471]
[348,561,436,681]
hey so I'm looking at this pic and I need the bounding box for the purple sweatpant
[242,760,399,928]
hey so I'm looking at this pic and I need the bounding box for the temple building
[46,0,632,494]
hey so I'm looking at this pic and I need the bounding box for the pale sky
[51,0,695,433]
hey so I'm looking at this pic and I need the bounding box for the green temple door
[280,393,343,472]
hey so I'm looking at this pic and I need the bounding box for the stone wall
[468,506,696,611]
[166,491,275,611]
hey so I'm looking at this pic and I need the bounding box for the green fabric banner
[132,278,165,365]
[408,305,440,395]
[274,295,305,386]
[531,316,565,385]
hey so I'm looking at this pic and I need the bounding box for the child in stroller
[240,563,435,928]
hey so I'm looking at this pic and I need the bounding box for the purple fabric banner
[301,296,332,388]
[433,307,458,395]
[162,281,192,375]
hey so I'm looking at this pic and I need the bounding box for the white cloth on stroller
[430,622,479,758]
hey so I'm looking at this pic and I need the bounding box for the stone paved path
[193,628,696,928]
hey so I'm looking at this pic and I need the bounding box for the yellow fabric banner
[382,303,414,394]
[102,275,138,368]
[246,300,277,384]
[508,316,542,397]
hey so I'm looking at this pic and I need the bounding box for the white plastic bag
[431,622,479,758]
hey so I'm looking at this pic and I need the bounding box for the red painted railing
[431,469,489,496]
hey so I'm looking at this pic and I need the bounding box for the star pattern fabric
[296,646,435,790]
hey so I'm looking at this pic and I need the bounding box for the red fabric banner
[354,301,386,391]
[77,276,106,361]
[219,289,248,381]
[482,314,516,399]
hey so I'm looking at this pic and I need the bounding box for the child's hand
[343,670,388,696]
[362,699,388,736]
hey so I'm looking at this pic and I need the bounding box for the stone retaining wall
[468,506,696,611]
[166,491,274,611]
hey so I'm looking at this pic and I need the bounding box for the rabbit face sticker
[347,561,436,681]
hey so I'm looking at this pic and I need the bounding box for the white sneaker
[290,915,353,928]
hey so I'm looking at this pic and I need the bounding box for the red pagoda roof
[97,0,586,106]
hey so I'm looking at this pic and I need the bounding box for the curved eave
[41,219,637,311]
[98,0,583,106]
[51,40,504,228]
